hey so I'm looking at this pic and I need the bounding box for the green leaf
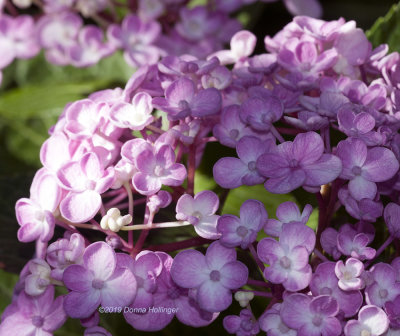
[0,269,18,314]
[222,184,296,216]
[366,2,400,50]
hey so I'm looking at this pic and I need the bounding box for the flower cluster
[0,0,322,86]
[2,12,400,336]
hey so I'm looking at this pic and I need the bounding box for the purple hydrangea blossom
[24,259,52,296]
[223,309,260,336]
[310,262,363,318]
[257,131,342,194]
[176,190,220,239]
[15,169,62,242]
[57,152,115,223]
[264,201,312,237]
[107,14,161,67]
[170,241,248,312]
[46,233,85,281]
[384,203,400,238]
[217,199,267,249]
[337,231,376,261]
[0,286,66,336]
[365,263,400,308]
[109,92,154,130]
[125,252,218,331]
[152,77,222,120]
[336,138,399,201]
[385,295,400,329]
[63,242,137,318]
[239,96,283,131]
[320,228,342,260]
[257,222,315,291]
[335,258,365,291]
[280,294,342,336]
[344,305,389,336]
[259,303,297,336]
[213,136,275,189]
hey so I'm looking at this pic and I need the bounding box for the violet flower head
[336,138,399,201]
[264,201,312,237]
[223,309,260,336]
[280,293,342,336]
[344,305,389,336]
[152,77,222,120]
[170,241,248,312]
[214,136,274,189]
[337,231,376,261]
[57,152,115,223]
[257,131,342,194]
[0,286,66,336]
[25,259,52,296]
[217,199,267,249]
[257,222,315,291]
[384,203,400,238]
[63,242,137,319]
[176,190,220,239]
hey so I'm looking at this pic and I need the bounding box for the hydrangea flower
[63,242,137,318]
[223,309,260,336]
[217,199,267,249]
[336,138,399,201]
[0,287,66,336]
[214,136,275,189]
[280,294,342,336]
[384,203,400,238]
[176,190,220,239]
[335,257,365,291]
[170,241,248,312]
[264,201,312,237]
[344,305,389,336]
[259,303,297,336]
[57,152,115,223]
[257,222,315,291]
[257,131,342,194]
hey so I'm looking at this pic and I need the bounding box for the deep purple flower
[264,201,312,237]
[170,241,248,312]
[214,136,274,189]
[365,263,400,308]
[259,303,297,336]
[385,295,400,329]
[152,77,222,120]
[257,222,315,291]
[0,287,66,336]
[176,190,220,239]
[257,131,342,194]
[336,138,399,201]
[240,96,283,131]
[384,203,400,238]
[223,309,260,336]
[217,199,267,249]
[344,305,389,336]
[63,242,137,318]
[280,294,342,336]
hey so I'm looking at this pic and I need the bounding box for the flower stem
[121,221,191,231]
[270,125,285,143]
[247,278,270,288]
[124,182,134,247]
[187,144,196,196]
[365,235,394,269]
[147,237,212,252]
[249,243,265,272]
